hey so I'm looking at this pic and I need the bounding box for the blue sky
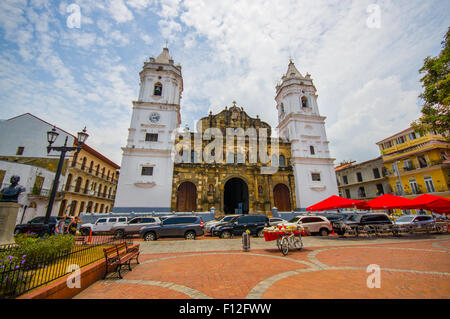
[0,0,448,166]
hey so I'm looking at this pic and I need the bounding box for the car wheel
[220,231,232,239]
[80,228,90,236]
[114,229,124,239]
[144,232,156,241]
[319,228,329,236]
[257,229,264,238]
[184,231,196,240]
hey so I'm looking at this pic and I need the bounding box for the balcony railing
[69,161,118,184]
[62,185,116,200]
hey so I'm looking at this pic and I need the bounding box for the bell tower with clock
[114,47,183,212]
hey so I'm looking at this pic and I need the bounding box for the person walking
[55,216,66,235]
[67,216,82,235]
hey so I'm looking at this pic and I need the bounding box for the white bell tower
[114,47,182,212]
[276,60,338,210]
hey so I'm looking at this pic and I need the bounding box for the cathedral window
[141,167,153,176]
[279,155,286,167]
[301,96,308,108]
[312,173,321,181]
[145,133,158,142]
[310,146,315,155]
[154,82,162,96]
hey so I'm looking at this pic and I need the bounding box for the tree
[412,27,450,140]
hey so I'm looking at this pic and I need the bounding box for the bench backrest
[104,246,119,260]
[115,242,127,254]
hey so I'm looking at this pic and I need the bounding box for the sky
[0,0,448,166]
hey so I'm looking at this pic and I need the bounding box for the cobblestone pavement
[74,234,450,299]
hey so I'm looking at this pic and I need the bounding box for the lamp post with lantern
[43,126,89,225]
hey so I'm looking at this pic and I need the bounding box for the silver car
[394,215,435,233]
[110,216,161,238]
[269,217,288,226]
[205,215,240,235]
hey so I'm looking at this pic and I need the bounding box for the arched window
[310,145,315,155]
[279,155,286,167]
[79,202,85,214]
[89,161,94,173]
[74,176,82,193]
[280,103,284,113]
[154,82,162,96]
[81,157,87,170]
[301,96,308,108]
[84,179,90,194]
[65,174,73,191]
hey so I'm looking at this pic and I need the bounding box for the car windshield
[347,215,359,222]
[214,216,225,221]
[396,216,415,222]
[289,217,301,223]
[223,216,236,222]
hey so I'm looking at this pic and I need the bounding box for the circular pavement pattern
[74,236,450,299]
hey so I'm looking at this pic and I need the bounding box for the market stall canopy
[306,195,368,211]
[366,194,415,210]
[407,194,450,214]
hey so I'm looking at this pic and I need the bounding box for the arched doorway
[224,178,249,214]
[273,183,291,211]
[176,182,197,212]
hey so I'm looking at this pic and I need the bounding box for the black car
[332,213,392,235]
[212,214,269,238]
[140,215,204,241]
[14,216,73,236]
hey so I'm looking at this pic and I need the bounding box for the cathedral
[113,47,338,214]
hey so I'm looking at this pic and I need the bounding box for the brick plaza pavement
[74,234,450,299]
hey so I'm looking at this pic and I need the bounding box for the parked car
[205,214,240,235]
[394,215,435,232]
[140,215,204,241]
[79,216,128,235]
[332,213,392,235]
[110,216,161,238]
[288,216,332,236]
[212,214,269,238]
[269,217,288,226]
[14,216,74,236]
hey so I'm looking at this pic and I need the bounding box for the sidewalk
[74,234,450,299]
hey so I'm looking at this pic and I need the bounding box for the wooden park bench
[103,242,140,279]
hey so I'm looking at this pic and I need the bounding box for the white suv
[288,215,332,236]
[80,216,128,235]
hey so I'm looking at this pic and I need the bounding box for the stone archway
[224,178,249,214]
[273,183,291,211]
[176,181,197,212]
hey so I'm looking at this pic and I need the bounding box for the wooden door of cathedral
[176,182,197,212]
[273,184,291,211]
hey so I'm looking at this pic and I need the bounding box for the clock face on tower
[149,112,160,123]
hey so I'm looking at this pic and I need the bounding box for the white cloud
[108,0,134,23]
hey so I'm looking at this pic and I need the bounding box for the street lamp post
[44,126,89,225]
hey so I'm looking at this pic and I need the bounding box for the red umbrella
[400,194,450,214]
[366,194,416,210]
[407,194,450,214]
[306,195,368,211]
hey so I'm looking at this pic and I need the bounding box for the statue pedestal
[0,202,21,245]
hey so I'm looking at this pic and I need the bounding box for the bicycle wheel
[276,236,282,251]
[280,237,289,256]
[292,236,303,250]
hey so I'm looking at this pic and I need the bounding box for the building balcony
[69,161,118,184]
[27,188,64,200]
[62,185,116,201]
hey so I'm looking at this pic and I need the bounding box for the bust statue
[0,175,26,202]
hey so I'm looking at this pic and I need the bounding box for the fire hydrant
[242,230,250,252]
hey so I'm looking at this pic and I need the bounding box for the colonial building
[376,127,450,200]
[114,48,338,214]
[335,157,391,200]
[0,113,120,220]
